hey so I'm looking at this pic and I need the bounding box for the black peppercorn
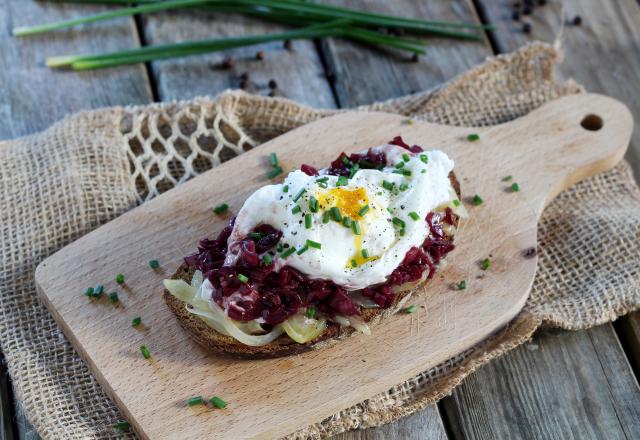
[283,40,292,50]
[512,10,520,21]
[522,4,532,15]
[255,51,264,61]
[222,57,234,69]
[522,22,532,34]
[572,15,582,26]
[411,53,419,63]
[268,79,277,89]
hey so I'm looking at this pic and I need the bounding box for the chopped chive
[269,152,278,167]
[336,176,348,187]
[452,199,461,207]
[93,285,103,296]
[309,196,319,213]
[352,220,361,235]
[404,304,417,314]
[467,133,480,142]
[187,396,204,406]
[293,188,306,202]
[306,239,322,249]
[408,211,420,221]
[399,228,406,236]
[306,306,316,319]
[421,169,426,174]
[472,194,483,206]
[148,259,160,269]
[213,203,229,215]
[358,205,370,216]
[510,182,520,192]
[113,421,130,432]
[280,247,296,259]
[115,273,125,284]
[316,177,329,183]
[237,274,249,283]
[457,280,467,290]
[502,175,513,182]
[392,217,406,228]
[322,211,331,224]
[84,287,94,297]
[387,207,394,214]
[305,213,312,229]
[341,156,351,165]
[395,161,405,169]
[402,153,410,162]
[209,396,227,409]
[318,181,328,188]
[351,259,358,268]
[292,205,301,214]
[393,169,411,176]
[342,217,352,228]
[399,183,409,191]
[140,345,150,359]
[420,154,429,164]
[283,185,289,193]
[382,180,394,190]
[108,292,119,303]
[296,245,309,255]
[262,254,273,265]
[481,258,490,270]
[132,316,141,327]
[361,249,369,259]
[267,166,283,179]
[248,232,264,240]
[402,118,414,125]
[348,164,360,178]
[276,243,283,252]
[331,206,342,222]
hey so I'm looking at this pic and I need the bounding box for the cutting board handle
[487,93,633,208]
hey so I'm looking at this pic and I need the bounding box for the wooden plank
[139,10,335,107]
[474,0,640,179]
[33,94,631,439]
[320,0,491,107]
[442,325,640,439]
[0,0,153,139]
[0,351,17,440]
[318,2,490,436]
[0,1,154,439]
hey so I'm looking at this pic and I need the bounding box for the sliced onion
[349,292,380,308]
[334,315,371,335]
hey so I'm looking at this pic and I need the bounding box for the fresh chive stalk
[187,396,204,406]
[213,203,229,214]
[209,396,227,409]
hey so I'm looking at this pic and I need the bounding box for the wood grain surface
[34,94,632,439]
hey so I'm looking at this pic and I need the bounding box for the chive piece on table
[132,316,141,327]
[148,259,160,269]
[213,203,228,215]
[408,211,420,221]
[209,396,227,409]
[352,220,361,235]
[404,304,417,314]
[108,292,119,303]
[322,211,331,224]
[472,194,483,206]
[420,154,429,164]
[280,247,296,259]
[502,175,513,182]
[113,421,130,432]
[262,254,273,265]
[351,259,358,268]
[399,228,406,236]
[510,182,520,192]
[237,274,249,283]
[293,188,306,202]
[358,204,370,216]
[452,199,461,207]
[267,166,283,179]
[187,396,204,407]
[306,306,316,319]
[269,152,278,167]
[457,280,467,290]
[481,258,490,270]
[361,249,369,259]
[84,287,94,297]
[140,345,151,359]
[395,161,404,169]
[330,207,342,222]
[467,133,480,141]
[304,213,312,229]
[399,183,408,191]
[306,239,321,249]
[115,273,125,284]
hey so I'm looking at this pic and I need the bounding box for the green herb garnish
[336,176,348,187]
[209,396,227,409]
[292,205,301,214]
[140,345,151,359]
[113,421,130,432]
[306,239,321,249]
[399,228,406,236]
[393,169,411,176]
[420,154,429,164]
[342,217,352,228]
[457,280,467,290]
[132,316,141,327]
[269,152,278,167]
[115,273,125,284]
[322,211,331,224]
[392,217,406,228]
[352,220,361,235]
[248,232,264,240]
[399,183,409,191]
[304,213,312,229]
[306,307,316,319]
[351,259,358,268]
[84,287,94,297]
[283,184,289,193]
[402,153,410,162]
[395,162,405,169]
[382,180,394,191]
[502,175,513,182]
[309,196,319,213]
[108,292,119,303]
[358,204,370,216]
[213,203,228,215]
[330,207,342,222]
[293,188,306,202]
[237,274,249,283]
[452,199,461,207]
[472,194,483,206]
[404,304,417,314]
[510,182,520,192]
[481,258,490,270]
[187,396,204,407]
[148,259,160,269]
[262,254,273,265]
[348,164,360,178]
[361,249,369,259]
[467,133,480,141]
[296,245,309,255]
[408,211,420,221]
[267,166,283,179]
[280,247,296,259]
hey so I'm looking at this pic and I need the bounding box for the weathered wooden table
[1,1,639,439]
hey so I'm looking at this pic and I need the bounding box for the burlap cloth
[1,42,639,439]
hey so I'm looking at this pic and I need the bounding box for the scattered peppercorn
[411,53,419,63]
[512,10,520,21]
[222,57,234,69]
[522,22,532,34]
[283,39,292,50]
[255,50,264,61]
[268,79,277,89]
[523,247,537,258]
[572,15,582,26]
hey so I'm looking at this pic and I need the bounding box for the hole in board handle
[580,114,603,131]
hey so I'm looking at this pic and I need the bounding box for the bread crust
[163,172,461,359]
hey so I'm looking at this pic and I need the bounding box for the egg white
[225,144,456,290]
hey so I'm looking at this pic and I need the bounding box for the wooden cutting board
[35,94,632,439]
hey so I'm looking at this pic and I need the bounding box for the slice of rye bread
[163,171,461,359]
